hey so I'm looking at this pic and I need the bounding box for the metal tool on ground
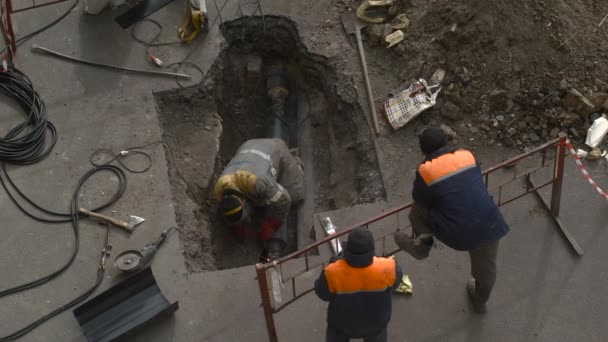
[31,44,192,79]
[114,228,172,273]
[78,208,145,233]
[341,12,380,135]
[320,217,342,255]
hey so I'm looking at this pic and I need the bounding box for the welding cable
[89,140,196,194]
[130,19,204,87]
[0,165,124,341]
[90,148,153,174]
[0,66,56,164]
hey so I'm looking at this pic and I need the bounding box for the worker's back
[414,147,509,251]
[221,138,285,180]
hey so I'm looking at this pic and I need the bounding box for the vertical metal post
[550,134,567,217]
[256,263,279,342]
[1,0,16,57]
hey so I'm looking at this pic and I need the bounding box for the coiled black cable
[0,66,56,164]
[0,164,126,341]
[0,65,126,340]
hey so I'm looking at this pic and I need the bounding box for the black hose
[0,164,125,341]
[0,66,56,164]
[0,65,127,340]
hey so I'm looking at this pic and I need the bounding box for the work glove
[257,217,281,240]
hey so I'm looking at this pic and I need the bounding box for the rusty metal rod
[255,264,279,342]
[31,44,192,79]
[550,134,567,216]
[482,137,561,174]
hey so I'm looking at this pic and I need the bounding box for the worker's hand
[257,217,281,240]
[233,224,252,241]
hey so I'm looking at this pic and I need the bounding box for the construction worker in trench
[394,126,510,314]
[214,138,304,261]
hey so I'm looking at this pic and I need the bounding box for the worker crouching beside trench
[394,127,510,313]
[214,138,304,261]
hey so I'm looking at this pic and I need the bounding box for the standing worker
[315,227,403,342]
[214,138,304,261]
[394,126,509,313]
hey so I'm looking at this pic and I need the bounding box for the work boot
[394,231,432,260]
[467,278,487,314]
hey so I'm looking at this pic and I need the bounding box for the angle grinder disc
[114,250,143,272]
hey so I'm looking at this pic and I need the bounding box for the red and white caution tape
[565,139,608,201]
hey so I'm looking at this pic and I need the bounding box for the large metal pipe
[266,64,290,143]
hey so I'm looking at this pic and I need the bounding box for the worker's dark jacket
[413,146,509,251]
[314,251,402,338]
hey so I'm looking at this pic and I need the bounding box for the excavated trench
[155,16,384,271]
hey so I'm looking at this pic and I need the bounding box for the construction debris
[385,30,404,48]
[429,68,446,86]
[390,13,410,30]
[394,274,413,295]
[356,0,395,24]
[585,116,608,148]
[587,148,602,160]
[384,79,441,130]
[440,124,457,140]
[563,88,596,115]
[576,149,588,159]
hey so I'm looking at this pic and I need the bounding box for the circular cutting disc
[114,250,143,272]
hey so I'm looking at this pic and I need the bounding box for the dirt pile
[343,0,608,150]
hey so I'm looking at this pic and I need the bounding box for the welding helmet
[220,191,252,227]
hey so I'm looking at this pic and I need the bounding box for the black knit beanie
[419,127,447,155]
[346,227,375,254]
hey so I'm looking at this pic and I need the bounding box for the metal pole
[1,0,17,56]
[256,263,279,342]
[550,133,567,217]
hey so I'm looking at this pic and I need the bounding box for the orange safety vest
[324,257,397,294]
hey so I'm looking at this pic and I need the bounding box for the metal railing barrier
[256,133,576,342]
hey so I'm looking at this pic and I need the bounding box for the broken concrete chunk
[563,88,595,115]
[440,101,463,121]
[529,132,541,142]
[559,113,581,126]
[587,148,602,160]
[385,30,404,48]
[455,66,472,85]
[489,89,508,112]
[588,92,608,111]
[429,68,446,86]
[440,124,457,140]
[390,13,410,30]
